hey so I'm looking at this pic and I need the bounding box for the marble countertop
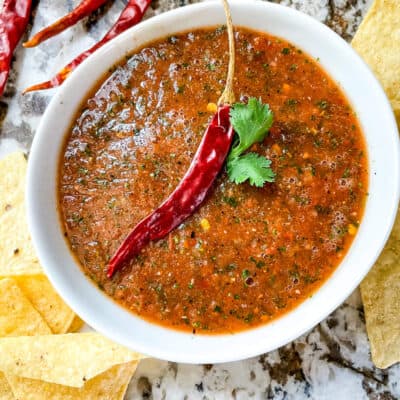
[2,0,399,399]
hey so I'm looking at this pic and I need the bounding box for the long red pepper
[23,0,151,93]
[23,0,109,48]
[107,105,234,277]
[0,0,32,97]
[107,0,236,277]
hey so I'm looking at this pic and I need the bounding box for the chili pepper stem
[217,0,235,107]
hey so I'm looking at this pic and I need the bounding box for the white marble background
[3,1,399,399]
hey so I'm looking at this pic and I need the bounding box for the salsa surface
[59,27,368,334]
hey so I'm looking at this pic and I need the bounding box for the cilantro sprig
[227,98,275,187]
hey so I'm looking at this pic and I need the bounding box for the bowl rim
[27,0,400,363]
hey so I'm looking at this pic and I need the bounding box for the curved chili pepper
[107,105,234,277]
[0,0,32,97]
[23,0,151,93]
[23,0,108,48]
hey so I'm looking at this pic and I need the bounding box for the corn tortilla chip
[0,333,143,387]
[0,203,41,276]
[0,275,51,400]
[67,315,85,333]
[14,274,75,334]
[5,361,138,400]
[352,0,400,369]
[0,278,51,337]
[360,209,400,368]
[352,0,400,124]
[0,153,41,276]
[0,374,13,400]
[0,153,27,218]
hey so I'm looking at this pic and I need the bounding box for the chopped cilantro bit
[316,100,329,110]
[244,313,254,323]
[223,196,238,207]
[342,168,351,178]
[285,98,298,109]
[176,84,185,94]
[273,297,286,309]
[250,256,266,269]
[226,263,237,271]
[242,269,250,279]
[281,47,290,55]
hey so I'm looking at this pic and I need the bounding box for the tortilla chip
[0,203,42,276]
[67,316,85,333]
[0,153,27,218]
[0,374,13,400]
[360,209,400,368]
[352,0,400,125]
[5,361,138,400]
[352,0,400,369]
[14,274,75,334]
[0,278,51,337]
[0,333,143,387]
[0,153,41,276]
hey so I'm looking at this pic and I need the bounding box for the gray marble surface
[2,0,400,399]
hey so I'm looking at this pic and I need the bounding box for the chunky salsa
[59,27,368,334]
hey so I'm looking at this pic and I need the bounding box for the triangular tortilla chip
[66,316,85,333]
[0,374,13,400]
[360,209,400,368]
[0,204,42,276]
[0,333,143,387]
[352,0,400,124]
[353,0,400,369]
[0,153,27,218]
[0,278,51,337]
[14,274,75,334]
[5,361,138,400]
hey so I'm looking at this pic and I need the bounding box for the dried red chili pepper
[23,0,109,48]
[0,0,32,97]
[107,0,236,277]
[107,106,234,277]
[23,0,151,93]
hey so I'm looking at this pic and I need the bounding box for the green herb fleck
[316,100,329,110]
[242,269,250,280]
[207,63,216,71]
[214,305,222,313]
[223,196,238,208]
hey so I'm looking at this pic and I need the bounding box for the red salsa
[59,27,368,334]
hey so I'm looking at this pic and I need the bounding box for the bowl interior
[27,0,400,363]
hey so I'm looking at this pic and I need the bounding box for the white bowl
[27,0,400,363]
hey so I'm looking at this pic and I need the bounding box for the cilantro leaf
[226,97,275,187]
[227,153,275,187]
[228,98,274,160]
